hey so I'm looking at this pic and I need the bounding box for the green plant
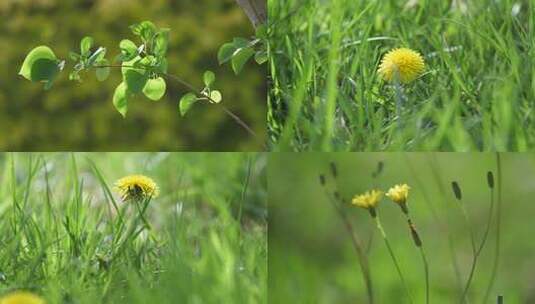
[0,152,267,303]
[218,24,268,75]
[18,21,259,140]
[268,0,535,151]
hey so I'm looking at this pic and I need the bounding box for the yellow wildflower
[0,291,45,304]
[386,184,410,204]
[114,175,159,201]
[351,190,383,209]
[378,48,425,83]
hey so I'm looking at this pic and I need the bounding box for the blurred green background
[0,152,267,303]
[0,0,265,151]
[269,153,535,303]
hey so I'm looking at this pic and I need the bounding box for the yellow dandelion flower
[378,48,425,83]
[351,189,383,209]
[386,184,410,205]
[0,291,45,304]
[114,175,159,201]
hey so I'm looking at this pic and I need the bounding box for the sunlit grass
[0,153,267,304]
[268,0,534,151]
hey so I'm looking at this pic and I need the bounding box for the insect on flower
[114,174,159,202]
[378,48,425,83]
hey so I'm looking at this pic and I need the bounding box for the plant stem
[461,176,496,303]
[373,214,414,304]
[419,246,430,304]
[319,172,374,304]
[399,205,429,304]
[483,153,502,303]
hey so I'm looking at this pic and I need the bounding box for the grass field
[269,153,535,303]
[0,153,266,303]
[268,0,535,151]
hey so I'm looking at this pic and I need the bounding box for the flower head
[114,175,159,202]
[351,189,383,209]
[378,48,425,83]
[386,184,410,204]
[0,291,45,304]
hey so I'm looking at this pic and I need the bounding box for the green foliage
[179,71,223,116]
[4,1,265,151]
[143,77,167,101]
[268,153,529,303]
[218,24,268,74]
[19,46,62,90]
[113,82,129,117]
[268,0,535,151]
[179,93,198,116]
[0,152,267,303]
[18,20,230,119]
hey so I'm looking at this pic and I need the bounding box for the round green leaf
[95,59,110,82]
[119,39,137,60]
[179,93,198,116]
[120,39,137,53]
[124,70,148,94]
[232,37,250,48]
[217,43,236,64]
[154,30,169,57]
[203,71,215,87]
[19,46,58,81]
[31,59,59,82]
[254,50,268,65]
[113,82,128,117]
[143,77,166,101]
[231,47,255,75]
[209,90,222,103]
[122,57,148,94]
[81,36,94,56]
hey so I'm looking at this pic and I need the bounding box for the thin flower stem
[419,246,430,304]
[461,181,496,303]
[319,179,374,304]
[93,65,263,147]
[454,187,479,304]
[399,207,429,304]
[483,154,502,303]
[411,154,463,295]
[458,201,477,253]
[373,214,414,304]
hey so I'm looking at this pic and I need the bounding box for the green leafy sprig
[19,21,259,140]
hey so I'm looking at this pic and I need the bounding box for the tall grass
[0,153,267,303]
[268,0,534,151]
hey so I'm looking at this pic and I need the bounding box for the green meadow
[268,0,534,151]
[269,153,534,303]
[0,153,266,303]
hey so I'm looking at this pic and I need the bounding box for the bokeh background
[269,153,535,303]
[0,0,266,151]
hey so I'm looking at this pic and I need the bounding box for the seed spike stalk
[372,213,414,304]
[319,169,375,304]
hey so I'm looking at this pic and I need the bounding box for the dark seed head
[487,171,494,189]
[451,181,462,200]
[377,161,384,175]
[319,174,326,186]
[330,162,337,178]
[334,192,340,200]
